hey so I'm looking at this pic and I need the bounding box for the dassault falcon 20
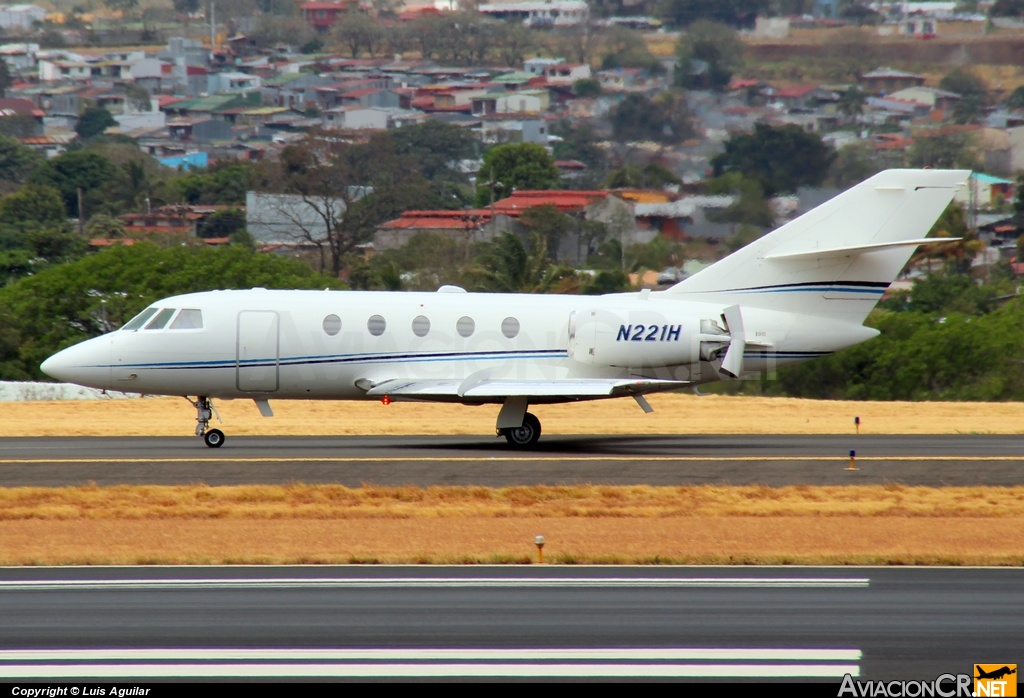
[41,169,968,448]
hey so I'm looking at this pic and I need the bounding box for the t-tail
[662,169,971,325]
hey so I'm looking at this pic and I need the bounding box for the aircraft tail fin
[662,169,970,323]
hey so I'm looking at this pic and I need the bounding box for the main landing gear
[499,411,541,448]
[187,396,225,448]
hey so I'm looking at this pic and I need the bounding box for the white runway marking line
[0,576,871,591]
[0,648,863,679]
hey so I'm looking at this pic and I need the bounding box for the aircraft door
[236,310,279,392]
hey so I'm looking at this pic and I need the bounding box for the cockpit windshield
[120,307,158,331]
[120,308,204,331]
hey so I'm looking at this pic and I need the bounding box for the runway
[0,566,1019,681]
[0,434,1023,486]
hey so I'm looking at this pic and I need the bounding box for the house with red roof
[375,210,517,251]
[377,190,638,263]
[300,1,361,32]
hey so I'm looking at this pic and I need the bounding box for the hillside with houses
[4,0,1024,398]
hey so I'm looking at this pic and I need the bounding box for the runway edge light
[846,449,859,471]
[535,535,545,563]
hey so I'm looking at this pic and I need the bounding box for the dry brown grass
[0,484,1021,566]
[1,484,1022,520]
[2,517,1020,566]
[3,396,1021,566]
[0,394,1015,437]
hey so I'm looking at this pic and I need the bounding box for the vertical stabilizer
[661,169,970,323]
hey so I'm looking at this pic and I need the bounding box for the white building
[207,71,262,93]
[478,1,588,27]
[0,42,37,69]
[0,5,45,32]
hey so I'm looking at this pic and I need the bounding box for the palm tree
[467,232,575,293]
[836,86,866,124]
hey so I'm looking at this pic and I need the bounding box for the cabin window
[170,309,203,330]
[121,307,158,331]
[412,315,430,337]
[144,308,176,330]
[456,316,475,338]
[501,317,520,339]
[322,314,341,336]
[367,314,386,336]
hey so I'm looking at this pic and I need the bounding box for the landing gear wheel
[503,412,541,448]
[204,428,225,448]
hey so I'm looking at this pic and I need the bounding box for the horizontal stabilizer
[765,238,961,261]
[364,377,689,401]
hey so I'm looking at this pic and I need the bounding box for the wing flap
[364,377,689,400]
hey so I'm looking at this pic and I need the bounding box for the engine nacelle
[568,308,728,369]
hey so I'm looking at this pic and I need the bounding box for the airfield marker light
[534,535,545,563]
[846,449,859,471]
[855,416,860,434]
[382,395,391,406]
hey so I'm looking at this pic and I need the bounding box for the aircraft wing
[363,377,689,401]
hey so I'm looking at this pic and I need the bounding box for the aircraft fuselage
[41,287,875,403]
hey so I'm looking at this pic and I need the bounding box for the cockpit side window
[121,307,158,331]
[170,309,203,330]
[145,308,176,330]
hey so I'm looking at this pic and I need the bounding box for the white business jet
[41,169,968,447]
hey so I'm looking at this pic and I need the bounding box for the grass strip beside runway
[2,394,1021,436]
[0,484,1022,566]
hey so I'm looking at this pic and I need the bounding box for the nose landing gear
[187,396,225,448]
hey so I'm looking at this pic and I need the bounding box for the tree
[0,135,43,194]
[658,0,765,29]
[329,12,385,57]
[705,172,775,228]
[0,243,342,379]
[271,131,434,276]
[550,120,607,184]
[124,83,152,112]
[519,204,574,262]
[474,143,559,207]
[84,213,126,239]
[939,68,988,124]
[608,91,695,144]
[989,0,1024,17]
[29,150,118,218]
[0,59,11,99]
[491,21,533,67]
[827,142,884,188]
[599,26,662,72]
[385,121,478,190]
[675,20,745,91]
[104,0,139,14]
[836,86,867,122]
[466,232,576,293]
[197,208,246,240]
[573,78,602,98]
[1005,85,1024,110]
[75,106,117,140]
[827,28,874,82]
[0,184,66,230]
[906,132,978,170]
[172,0,201,14]
[712,123,836,196]
[604,163,681,189]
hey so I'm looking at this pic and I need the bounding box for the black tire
[204,429,225,448]
[503,412,541,447]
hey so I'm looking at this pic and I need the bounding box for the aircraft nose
[40,336,112,389]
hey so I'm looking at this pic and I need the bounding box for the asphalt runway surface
[1,434,1023,486]
[0,566,1019,681]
